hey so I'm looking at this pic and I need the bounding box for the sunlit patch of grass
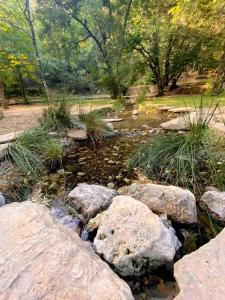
[142,94,225,108]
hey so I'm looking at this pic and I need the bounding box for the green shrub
[137,88,147,104]
[4,128,63,179]
[112,97,126,111]
[40,101,74,130]
[207,136,225,190]
[78,110,110,145]
[41,140,63,167]
[129,99,223,191]
[5,143,44,179]
[0,110,4,120]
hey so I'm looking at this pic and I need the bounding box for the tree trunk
[156,75,164,96]
[169,78,178,91]
[16,66,28,103]
[24,0,51,103]
[0,82,8,109]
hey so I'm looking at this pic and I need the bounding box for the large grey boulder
[0,201,133,300]
[68,183,117,220]
[174,228,225,300]
[93,196,181,277]
[118,183,197,224]
[201,191,225,221]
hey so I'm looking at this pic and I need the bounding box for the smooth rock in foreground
[168,107,194,113]
[93,196,180,276]
[174,228,225,300]
[68,183,117,220]
[118,183,197,224]
[201,191,225,221]
[0,201,133,300]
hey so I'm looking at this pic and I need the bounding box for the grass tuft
[4,128,63,179]
[129,98,224,191]
[78,110,111,145]
[40,101,74,130]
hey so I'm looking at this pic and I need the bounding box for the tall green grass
[0,110,4,120]
[4,128,63,179]
[78,110,110,145]
[40,101,74,130]
[129,99,224,191]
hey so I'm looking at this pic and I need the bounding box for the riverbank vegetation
[0,0,224,103]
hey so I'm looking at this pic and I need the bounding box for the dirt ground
[0,103,111,135]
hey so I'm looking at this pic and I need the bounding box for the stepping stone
[103,118,124,122]
[210,122,225,136]
[0,131,23,144]
[67,129,87,140]
[168,107,194,113]
[157,106,174,112]
[160,117,188,130]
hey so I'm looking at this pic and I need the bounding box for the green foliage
[129,101,222,190]
[41,140,63,167]
[5,143,44,179]
[207,136,225,190]
[4,128,63,179]
[78,110,110,144]
[40,101,74,130]
[112,97,126,111]
[137,88,147,104]
[0,111,4,120]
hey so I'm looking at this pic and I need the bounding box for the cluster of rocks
[0,181,225,299]
[159,107,225,135]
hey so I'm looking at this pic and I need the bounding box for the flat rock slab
[160,117,188,130]
[168,107,194,113]
[0,201,133,300]
[0,131,23,144]
[103,118,124,122]
[157,106,174,112]
[210,122,225,136]
[174,228,225,300]
[67,129,87,140]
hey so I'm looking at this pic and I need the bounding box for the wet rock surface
[0,201,134,300]
[118,183,197,224]
[93,195,181,277]
[174,228,225,300]
[201,191,225,222]
[68,183,117,220]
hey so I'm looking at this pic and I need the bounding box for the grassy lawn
[143,94,225,107]
[15,96,113,107]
